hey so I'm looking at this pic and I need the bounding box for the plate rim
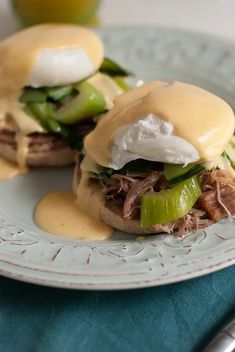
[0,253,235,290]
[96,24,235,49]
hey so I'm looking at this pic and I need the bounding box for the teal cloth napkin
[0,266,234,352]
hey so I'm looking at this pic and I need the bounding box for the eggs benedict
[74,81,235,235]
[0,24,128,168]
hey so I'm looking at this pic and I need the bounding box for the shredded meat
[198,170,235,220]
[0,118,95,152]
[72,118,96,138]
[200,170,235,190]
[111,174,138,194]
[99,174,138,198]
[198,185,235,221]
[153,209,214,234]
[102,171,167,219]
[0,129,69,153]
[123,171,161,219]
[0,129,63,144]
[100,168,235,234]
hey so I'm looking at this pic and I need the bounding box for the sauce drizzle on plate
[34,191,113,240]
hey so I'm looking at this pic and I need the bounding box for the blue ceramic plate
[1,27,235,290]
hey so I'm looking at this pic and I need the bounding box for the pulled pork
[153,209,213,234]
[100,168,235,234]
[0,129,69,152]
[123,172,161,219]
[100,171,167,219]
[198,170,235,221]
[0,117,96,152]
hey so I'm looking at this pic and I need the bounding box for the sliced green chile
[164,163,204,187]
[25,102,56,130]
[100,57,132,77]
[140,176,202,227]
[224,143,235,167]
[113,77,130,91]
[23,102,83,150]
[51,81,106,125]
[45,85,74,101]
[20,88,47,103]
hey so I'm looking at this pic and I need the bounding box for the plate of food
[0,25,235,290]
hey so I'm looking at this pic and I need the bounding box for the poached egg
[84,81,235,168]
[110,114,199,170]
[28,48,95,88]
[0,24,104,92]
[0,24,110,135]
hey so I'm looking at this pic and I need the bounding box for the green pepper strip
[164,163,204,187]
[20,88,47,103]
[44,85,74,101]
[51,81,106,125]
[113,77,130,91]
[24,103,82,150]
[100,57,132,77]
[140,176,202,227]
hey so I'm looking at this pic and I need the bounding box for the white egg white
[109,114,200,170]
[28,48,95,88]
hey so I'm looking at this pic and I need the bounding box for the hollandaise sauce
[0,24,103,97]
[15,134,29,168]
[0,156,27,180]
[85,81,235,166]
[34,191,113,240]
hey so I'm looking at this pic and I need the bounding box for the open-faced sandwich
[0,24,129,167]
[74,81,235,235]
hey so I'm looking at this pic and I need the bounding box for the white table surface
[0,0,234,42]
